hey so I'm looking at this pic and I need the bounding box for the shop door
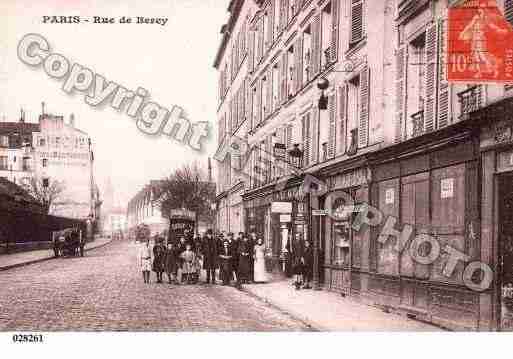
[498,172,513,331]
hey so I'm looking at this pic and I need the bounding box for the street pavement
[0,240,309,331]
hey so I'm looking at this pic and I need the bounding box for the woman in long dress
[139,238,152,284]
[253,238,267,283]
[237,235,251,284]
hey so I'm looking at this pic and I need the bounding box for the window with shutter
[287,45,295,100]
[280,0,289,32]
[295,36,303,93]
[437,18,451,129]
[407,32,426,138]
[321,1,338,69]
[350,0,364,46]
[262,74,268,120]
[266,70,273,118]
[257,79,263,127]
[312,108,319,164]
[302,24,313,85]
[281,52,289,104]
[268,1,275,47]
[424,23,437,133]
[274,0,281,37]
[347,75,360,154]
[258,16,264,62]
[312,13,321,76]
[233,93,238,132]
[246,79,252,130]
[249,27,255,73]
[395,46,407,143]
[328,93,336,158]
[358,66,369,148]
[272,61,280,113]
[285,123,293,167]
[302,112,311,167]
[337,85,347,154]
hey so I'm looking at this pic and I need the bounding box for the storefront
[243,179,308,273]
[477,97,513,331]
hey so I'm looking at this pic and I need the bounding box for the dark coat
[152,244,166,272]
[303,245,313,278]
[202,236,218,269]
[164,246,179,273]
[237,240,252,278]
[292,239,305,274]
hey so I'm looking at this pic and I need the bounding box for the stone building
[214,0,513,330]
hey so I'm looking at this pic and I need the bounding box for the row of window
[0,135,32,148]
[0,155,32,171]
[37,135,89,149]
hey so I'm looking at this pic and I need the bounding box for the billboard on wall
[448,0,513,83]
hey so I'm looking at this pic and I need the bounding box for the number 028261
[12,334,44,343]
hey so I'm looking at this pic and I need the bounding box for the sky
[0,0,226,206]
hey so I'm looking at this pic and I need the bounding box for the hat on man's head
[206,229,213,235]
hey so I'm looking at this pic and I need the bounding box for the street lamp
[311,77,331,291]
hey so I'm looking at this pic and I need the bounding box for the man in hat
[201,229,218,284]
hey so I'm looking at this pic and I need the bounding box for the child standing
[180,244,196,284]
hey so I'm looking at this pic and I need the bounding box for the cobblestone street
[0,241,309,331]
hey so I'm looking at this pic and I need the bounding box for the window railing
[458,85,482,121]
[322,142,328,162]
[411,110,424,138]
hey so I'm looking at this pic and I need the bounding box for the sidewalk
[0,237,112,271]
[243,280,443,331]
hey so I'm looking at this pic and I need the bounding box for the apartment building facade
[214,0,260,236]
[215,0,513,330]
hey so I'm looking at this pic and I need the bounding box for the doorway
[498,172,513,330]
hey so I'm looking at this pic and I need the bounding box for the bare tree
[23,176,65,214]
[154,161,215,233]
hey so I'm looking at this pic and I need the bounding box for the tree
[23,176,65,214]
[154,161,215,234]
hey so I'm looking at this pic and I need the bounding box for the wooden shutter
[312,108,319,164]
[281,53,288,104]
[359,65,370,148]
[285,124,292,167]
[328,93,336,158]
[437,18,451,129]
[268,1,275,46]
[337,85,347,154]
[302,113,311,167]
[280,0,288,31]
[274,59,281,110]
[330,0,340,63]
[256,79,262,127]
[295,36,303,94]
[424,23,437,133]
[257,18,264,63]
[249,28,255,73]
[266,70,273,119]
[395,45,407,143]
[350,0,364,45]
[246,79,253,130]
[234,92,239,130]
[312,13,321,76]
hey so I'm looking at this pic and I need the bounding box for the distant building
[0,106,100,221]
[127,180,169,237]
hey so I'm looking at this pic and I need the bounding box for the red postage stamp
[448,0,513,83]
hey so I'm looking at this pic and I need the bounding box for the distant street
[0,240,309,331]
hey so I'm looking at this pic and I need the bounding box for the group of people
[138,229,268,287]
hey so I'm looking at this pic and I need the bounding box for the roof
[213,0,246,69]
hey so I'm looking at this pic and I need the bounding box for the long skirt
[141,258,151,272]
[254,256,267,282]
[238,255,251,280]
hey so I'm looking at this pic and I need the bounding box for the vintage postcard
[1,0,513,355]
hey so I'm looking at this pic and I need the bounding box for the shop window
[0,135,8,147]
[0,156,7,170]
[333,221,350,266]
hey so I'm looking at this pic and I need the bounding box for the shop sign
[273,143,286,161]
[385,188,395,205]
[280,214,291,222]
[332,167,370,190]
[312,209,329,216]
[271,201,292,213]
[441,178,454,199]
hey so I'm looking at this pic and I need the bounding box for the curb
[240,286,325,332]
[0,239,113,272]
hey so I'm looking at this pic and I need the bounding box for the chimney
[39,101,46,122]
[69,113,75,127]
[20,108,25,123]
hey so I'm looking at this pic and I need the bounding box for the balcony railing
[458,85,482,121]
[411,110,425,138]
